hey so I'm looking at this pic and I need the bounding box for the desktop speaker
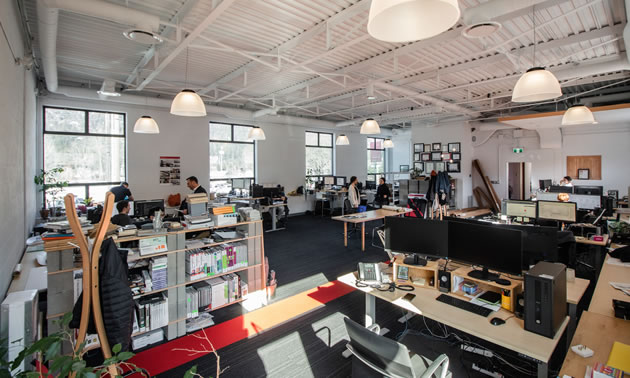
[524,261,567,338]
[438,271,451,293]
[514,293,525,319]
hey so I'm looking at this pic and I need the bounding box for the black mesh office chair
[344,317,451,378]
[343,199,359,237]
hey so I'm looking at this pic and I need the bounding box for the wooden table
[567,277,591,343]
[338,272,568,377]
[332,209,411,251]
[560,311,630,377]
[588,254,630,319]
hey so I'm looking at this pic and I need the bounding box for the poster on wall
[159,156,181,185]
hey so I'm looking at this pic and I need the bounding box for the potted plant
[34,167,69,219]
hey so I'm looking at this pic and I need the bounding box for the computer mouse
[490,317,506,326]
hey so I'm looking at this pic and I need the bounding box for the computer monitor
[357,182,363,191]
[232,178,247,190]
[385,217,448,265]
[335,176,346,186]
[539,179,552,190]
[500,224,558,269]
[537,201,577,223]
[502,199,537,219]
[448,220,523,280]
[549,185,573,194]
[574,185,603,196]
[134,199,165,218]
[324,176,334,186]
[262,186,281,199]
[365,181,376,190]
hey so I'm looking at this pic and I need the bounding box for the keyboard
[436,294,493,317]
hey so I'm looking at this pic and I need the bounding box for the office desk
[575,234,609,277]
[338,272,568,378]
[318,189,348,215]
[567,277,590,343]
[588,254,630,318]
[560,311,630,377]
[8,249,47,294]
[221,196,264,206]
[332,209,410,251]
[261,203,286,232]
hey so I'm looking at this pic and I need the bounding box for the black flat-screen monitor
[549,185,573,194]
[365,181,376,190]
[502,199,537,219]
[335,176,346,186]
[537,201,577,223]
[539,179,552,190]
[134,199,165,218]
[501,224,558,268]
[574,185,603,196]
[448,220,523,280]
[385,217,448,265]
[263,187,281,198]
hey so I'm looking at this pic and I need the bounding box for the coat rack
[64,192,117,376]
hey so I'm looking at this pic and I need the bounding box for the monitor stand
[403,254,427,266]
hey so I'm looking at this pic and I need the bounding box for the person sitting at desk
[111,200,132,226]
[109,182,134,202]
[179,176,207,215]
[348,176,360,209]
[560,176,573,187]
[375,177,391,207]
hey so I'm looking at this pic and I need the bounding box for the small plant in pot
[34,167,69,218]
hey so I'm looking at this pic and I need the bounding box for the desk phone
[358,262,382,284]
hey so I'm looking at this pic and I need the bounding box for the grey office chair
[344,317,451,378]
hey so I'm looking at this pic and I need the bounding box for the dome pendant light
[383,139,394,148]
[368,0,461,43]
[562,104,597,125]
[511,6,561,103]
[336,134,350,145]
[134,115,160,134]
[247,126,266,140]
[360,118,381,134]
[171,48,207,117]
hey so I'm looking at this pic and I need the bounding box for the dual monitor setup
[385,217,559,284]
[502,199,577,223]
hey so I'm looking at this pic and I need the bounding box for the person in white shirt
[560,176,573,187]
[348,176,360,209]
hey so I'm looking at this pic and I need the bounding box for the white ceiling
[21,0,630,128]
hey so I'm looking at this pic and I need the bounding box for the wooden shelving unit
[392,256,440,289]
[450,266,522,311]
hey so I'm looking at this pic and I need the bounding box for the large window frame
[305,131,334,183]
[42,106,127,205]
[367,137,386,183]
[209,122,256,195]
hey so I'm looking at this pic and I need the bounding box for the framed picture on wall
[442,153,452,161]
[400,165,410,172]
[414,143,422,152]
[448,162,461,173]
[425,162,434,173]
[432,143,442,151]
[441,144,449,153]
[421,153,430,161]
[431,152,442,161]
[414,153,421,161]
[424,144,432,152]
[448,142,461,153]
[452,153,461,161]
[578,168,590,180]
[413,162,424,172]
[435,162,446,172]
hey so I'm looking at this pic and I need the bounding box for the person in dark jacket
[110,182,134,202]
[375,177,391,207]
[111,200,132,226]
[180,176,208,215]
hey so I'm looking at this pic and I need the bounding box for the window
[209,123,255,195]
[43,106,126,205]
[305,131,333,184]
[367,137,385,183]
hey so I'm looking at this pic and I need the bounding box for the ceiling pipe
[625,0,630,66]
[580,92,630,107]
[37,0,162,93]
[462,0,548,27]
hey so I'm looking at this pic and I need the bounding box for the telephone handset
[358,262,382,284]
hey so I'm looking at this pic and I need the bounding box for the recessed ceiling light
[123,29,163,44]
[462,22,502,38]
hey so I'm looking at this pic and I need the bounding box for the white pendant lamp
[133,115,160,134]
[367,0,461,43]
[171,47,207,117]
[170,90,207,116]
[248,126,266,140]
[383,139,394,148]
[360,118,381,134]
[336,134,350,145]
[511,6,561,103]
[562,105,597,125]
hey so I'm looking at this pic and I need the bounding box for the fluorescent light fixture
[248,127,266,140]
[511,67,562,103]
[170,89,207,117]
[336,134,350,145]
[562,105,597,125]
[368,0,461,43]
[383,139,394,148]
[97,79,121,97]
[360,118,381,134]
[133,116,160,134]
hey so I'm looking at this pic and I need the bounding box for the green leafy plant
[609,221,630,235]
[1,313,146,378]
[34,167,69,210]
[83,197,93,206]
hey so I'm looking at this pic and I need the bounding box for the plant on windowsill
[34,167,68,219]
[83,197,93,207]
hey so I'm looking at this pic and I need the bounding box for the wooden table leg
[362,222,365,251]
[344,222,348,247]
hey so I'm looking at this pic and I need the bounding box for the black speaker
[514,293,525,319]
[524,261,566,338]
[438,271,451,293]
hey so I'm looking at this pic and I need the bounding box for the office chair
[344,317,451,378]
[342,199,361,238]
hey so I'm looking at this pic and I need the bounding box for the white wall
[390,129,412,172]
[472,123,630,201]
[411,121,473,208]
[0,0,37,297]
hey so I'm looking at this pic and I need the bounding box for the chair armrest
[420,354,449,378]
[367,323,380,334]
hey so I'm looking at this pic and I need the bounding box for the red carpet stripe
[130,280,355,376]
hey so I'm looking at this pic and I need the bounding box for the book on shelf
[134,293,168,333]
[150,256,168,291]
[131,328,163,350]
[185,243,249,281]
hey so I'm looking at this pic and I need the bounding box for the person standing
[180,176,207,215]
[348,176,360,209]
[110,182,134,202]
[375,177,391,207]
